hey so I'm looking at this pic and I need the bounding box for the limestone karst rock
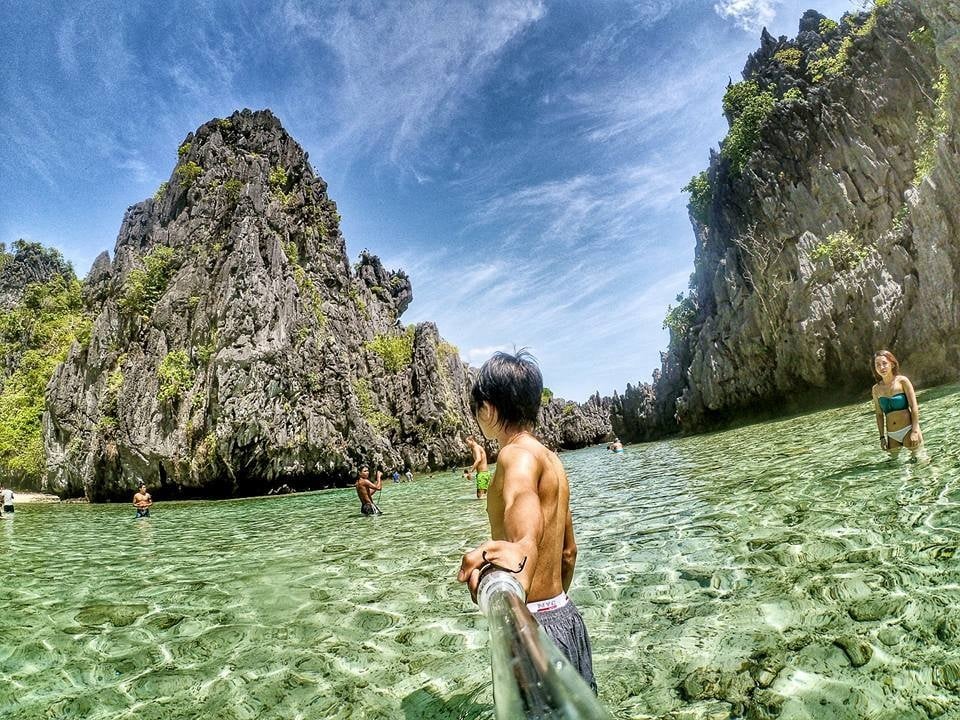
[614,0,960,439]
[42,110,611,500]
[43,110,482,500]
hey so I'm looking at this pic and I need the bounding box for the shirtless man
[355,466,382,516]
[133,481,152,518]
[466,435,490,499]
[458,350,596,691]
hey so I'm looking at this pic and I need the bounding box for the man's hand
[458,540,529,603]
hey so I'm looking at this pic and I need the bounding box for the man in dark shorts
[458,351,596,692]
[133,481,152,518]
[355,466,382,516]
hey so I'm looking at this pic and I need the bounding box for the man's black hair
[470,349,542,429]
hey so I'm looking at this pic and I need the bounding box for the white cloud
[466,345,512,363]
[714,0,779,32]
[282,0,546,164]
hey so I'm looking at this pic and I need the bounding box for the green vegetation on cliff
[120,245,176,317]
[682,171,712,224]
[0,246,89,485]
[366,326,415,372]
[721,82,777,173]
[913,67,950,186]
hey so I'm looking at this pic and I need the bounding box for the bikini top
[878,392,908,414]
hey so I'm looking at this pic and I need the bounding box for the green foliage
[269,166,293,204]
[681,171,712,224]
[178,142,192,157]
[100,367,124,418]
[438,340,459,359]
[293,266,326,327]
[197,331,218,364]
[120,245,176,317]
[773,48,802,70]
[541,388,554,406]
[349,288,368,318]
[562,403,575,416]
[354,378,398,432]
[908,25,934,49]
[269,165,289,190]
[872,0,890,7]
[721,89,776,172]
[663,292,697,337]
[154,182,168,202]
[366,326,415,373]
[283,241,300,266]
[157,350,194,404]
[913,67,950,187]
[175,161,203,188]
[891,203,910,232]
[811,230,867,271]
[217,118,232,130]
[782,87,803,102]
[0,272,89,484]
[819,18,838,34]
[224,179,242,203]
[723,80,761,118]
[808,38,853,82]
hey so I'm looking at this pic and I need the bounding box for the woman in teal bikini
[871,350,923,458]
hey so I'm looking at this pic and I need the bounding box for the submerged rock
[833,635,874,667]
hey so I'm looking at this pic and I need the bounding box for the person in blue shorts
[133,481,152,518]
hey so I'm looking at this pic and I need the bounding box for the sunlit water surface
[2,386,960,719]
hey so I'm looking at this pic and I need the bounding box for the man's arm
[459,446,542,597]
[561,509,577,592]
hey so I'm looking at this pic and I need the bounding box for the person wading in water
[458,350,596,692]
[356,466,383,516]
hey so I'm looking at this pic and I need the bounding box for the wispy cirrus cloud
[281,0,546,166]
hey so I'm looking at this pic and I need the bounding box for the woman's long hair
[873,350,900,381]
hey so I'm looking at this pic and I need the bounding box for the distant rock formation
[538,393,613,451]
[44,110,482,501]
[0,241,85,490]
[0,240,75,310]
[614,0,960,439]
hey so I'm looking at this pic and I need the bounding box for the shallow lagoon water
[2,386,960,719]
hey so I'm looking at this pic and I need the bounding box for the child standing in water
[871,350,924,460]
[458,351,596,692]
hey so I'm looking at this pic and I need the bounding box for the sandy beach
[5,491,63,504]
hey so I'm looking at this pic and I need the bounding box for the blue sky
[1,0,860,401]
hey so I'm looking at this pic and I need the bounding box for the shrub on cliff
[773,48,803,70]
[157,350,194,403]
[120,245,176,317]
[366,326,415,372]
[721,89,776,173]
[663,292,697,338]
[0,272,89,485]
[682,171,712,224]
[811,230,867,271]
[175,161,203,188]
[913,67,950,187]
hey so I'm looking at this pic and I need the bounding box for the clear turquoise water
[2,386,960,719]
